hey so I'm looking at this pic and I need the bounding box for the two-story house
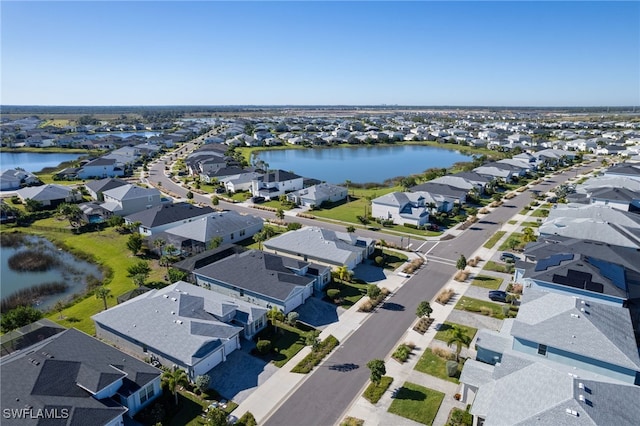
[251,169,304,199]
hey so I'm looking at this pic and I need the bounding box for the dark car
[488,290,508,303]
[250,196,265,204]
[500,252,519,262]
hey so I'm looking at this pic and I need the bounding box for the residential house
[77,158,125,179]
[124,202,216,236]
[194,250,329,313]
[0,168,39,191]
[286,183,348,208]
[251,169,304,199]
[148,210,263,255]
[93,281,256,380]
[85,177,129,201]
[220,171,263,193]
[101,184,162,217]
[263,226,375,271]
[539,205,640,249]
[371,192,430,227]
[0,328,162,424]
[588,187,640,212]
[473,163,516,182]
[604,163,640,181]
[16,184,82,208]
[430,172,490,195]
[409,182,468,209]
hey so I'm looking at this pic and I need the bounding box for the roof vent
[578,382,584,389]
[579,395,585,402]
[570,313,580,318]
[171,297,177,301]
[171,311,175,315]
[565,408,579,417]
[177,320,183,324]
[163,295,169,298]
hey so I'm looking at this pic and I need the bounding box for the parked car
[500,252,519,262]
[250,196,265,204]
[488,290,508,303]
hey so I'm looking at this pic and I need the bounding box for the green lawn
[521,221,541,228]
[507,220,517,225]
[254,322,308,368]
[519,207,532,215]
[530,208,550,218]
[371,248,408,270]
[455,296,505,319]
[327,280,369,307]
[363,376,393,403]
[498,232,524,251]
[414,348,460,383]
[471,275,504,290]
[483,261,511,274]
[434,322,478,343]
[310,186,400,224]
[482,231,505,249]
[388,382,445,425]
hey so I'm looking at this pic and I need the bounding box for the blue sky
[1,1,638,106]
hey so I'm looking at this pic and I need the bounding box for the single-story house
[286,183,348,208]
[0,328,162,423]
[0,168,40,191]
[263,226,375,271]
[16,184,82,208]
[194,250,330,313]
[93,281,262,380]
[124,202,216,236]
[77,158,125,180]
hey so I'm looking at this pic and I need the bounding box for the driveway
[294,296,343,330]
[353,262,388,283]
[206,346,278,404]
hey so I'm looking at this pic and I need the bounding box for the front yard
[434,322,478,343]
[388,382,445,425]
[414,348,461,383]
[454,296,506,319]
[471,275,504,290]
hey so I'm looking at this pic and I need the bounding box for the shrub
[195,374,210,393]
[437,288,455,305]
[393,344,412,363]
[501,305,511,317]
[359,300,374,312]
[327,289,340,300]
[446,360,459,377]
[511,284,523,294]
[403,223,418,229]
[432,347,455,360]
[479,307,493,316]
[291,335,339,374]
[363,376,393,404]
[454,270,470,282]
[237,412,257,426]
[256,339,271,355]
[367,284,381,299]
[374,256,384,266]
[286,311,299,326]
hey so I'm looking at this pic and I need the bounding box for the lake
[83,131,161,140]
[0,152,86,173]
[253,145,472,184]
[0,235,102,312]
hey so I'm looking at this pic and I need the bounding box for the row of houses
[459,161,640,425]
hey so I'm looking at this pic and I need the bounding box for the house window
[140,383,154,404]
[230,233,234,240]
[240,229,246,237]
[537,344,547,356]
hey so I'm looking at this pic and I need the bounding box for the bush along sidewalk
[291,335,339,374]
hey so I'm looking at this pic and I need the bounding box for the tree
[522,227,537,243]
[57,203,83,227]
[305,330,321,350]
[24,198,43,212]
[204,407,228,426]
[195,374,210,394]
[456,254,467,270]
[162,367,189,406]
[168,268,188,283]
[127,233,143,256]
[252,225,276,250]
[207,236,224,250]
[54,300,65,319]
[159,255,174,270]
[212,196,219,206]
[267,307,285,332]
[416,301,433,319]
[236,411,257,426]
[276,208,285,220]
[367,284,381,300]
[286,311,299,326]
[446,325,472,362]
[186,191,194,200]
[153,238,166,255]
[95,286,111,311]
[0,306,43,333]
[127,261,151,286]
[345,180,352,202]
[346,225,356,233]
[107,215,125,228]
[366,359,386,385]
[335,265,352,283]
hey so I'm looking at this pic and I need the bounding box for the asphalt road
[263,162,598,426]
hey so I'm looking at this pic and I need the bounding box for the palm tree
[276,208,285,220]
[153,238,166,255]
[335,265,351,283]
[162,367,189,406]
[446,325,472,362]
[95,286,111,311]
[267,307,285,333]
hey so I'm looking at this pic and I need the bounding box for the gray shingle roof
[511,290,640,371]
[161,210,263,243]
[124,202,215,228]
[194,251,314,302]
[0,328,160,426]
[17,184,73,202]
[92,282,245,367]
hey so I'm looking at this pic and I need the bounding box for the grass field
[388,382,445,425]
[414,349,460,383]
[530,208,550,218]
[498,232,524,251]
[483,260,511,274]
[434,322,478,343]
[471,275,504,290]
[455,296,505,319]
[482,231,505,249]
